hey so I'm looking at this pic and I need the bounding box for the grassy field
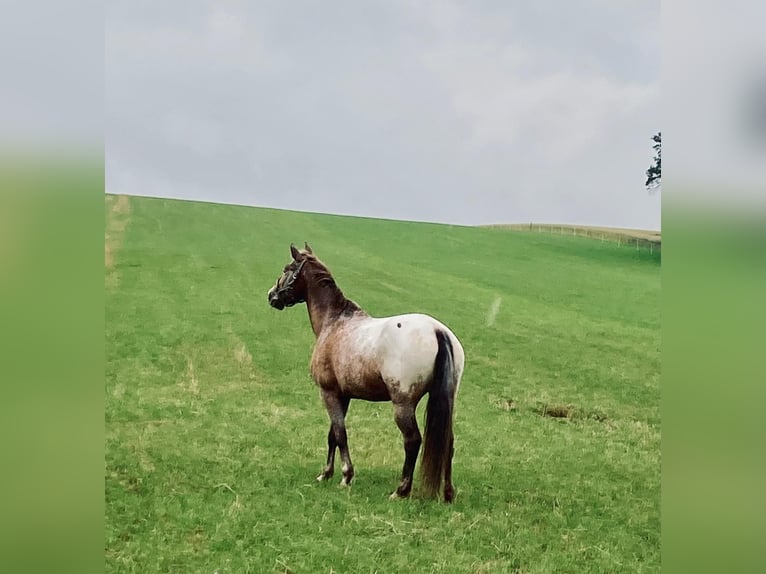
[105,195,660,573]
[482,224,661,253]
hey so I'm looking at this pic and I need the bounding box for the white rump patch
[486,296,502,327]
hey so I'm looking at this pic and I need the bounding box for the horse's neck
[305,278,360,337]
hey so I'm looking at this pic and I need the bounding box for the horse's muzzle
[267,288,285,310]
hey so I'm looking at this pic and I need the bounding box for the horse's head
[267,242,314,310]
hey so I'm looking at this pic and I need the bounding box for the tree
[645,131,661,191]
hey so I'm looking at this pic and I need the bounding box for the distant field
[484,223,661,251]
[105,195,660,573]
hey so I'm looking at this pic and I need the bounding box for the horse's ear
[290,243,301,260]
[304,242,313,254]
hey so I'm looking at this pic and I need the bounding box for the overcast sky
[106,0,661,229]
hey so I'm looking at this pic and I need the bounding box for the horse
[267,243,465,502]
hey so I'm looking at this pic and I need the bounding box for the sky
[665,0,766,203]
[106,0,661,229]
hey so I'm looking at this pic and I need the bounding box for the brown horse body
[268,243,464,501]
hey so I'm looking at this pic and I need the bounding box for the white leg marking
[339,464,351,487]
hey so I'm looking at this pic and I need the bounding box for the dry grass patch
[538,403,610,422]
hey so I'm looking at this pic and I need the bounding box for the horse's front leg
[319,390,353,486]
[390,402,422,499]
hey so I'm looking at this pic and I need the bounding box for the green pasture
[106,195,660,573]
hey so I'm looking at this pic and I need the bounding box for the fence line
[499,224,661,253]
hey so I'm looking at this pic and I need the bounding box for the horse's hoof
[316,474,327,482]
[389,492,401,500]
[339,478,350,487]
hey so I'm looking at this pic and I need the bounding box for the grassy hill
[483,223,661,252]
[105,195,660,573]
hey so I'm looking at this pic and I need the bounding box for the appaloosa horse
[267,243,465,502]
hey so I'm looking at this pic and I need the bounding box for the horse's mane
[304,255,366,317]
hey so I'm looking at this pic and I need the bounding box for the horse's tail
[421,329,456,499]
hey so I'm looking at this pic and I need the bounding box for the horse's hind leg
[316,394,349,482]
[390,402,422,499]
[320,390,354,486]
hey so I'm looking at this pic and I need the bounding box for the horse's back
[395,313,465,394]
[314,312,464,401]
[372,312,464,398]
[387,313,464,366]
